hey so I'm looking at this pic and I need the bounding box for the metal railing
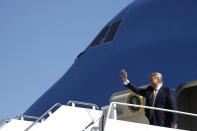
[15,115,43,121]
[104,102,197,131]
[0,118,11,126]
[0,115,42,128]
[67,100,99,110]
[24,103,62,131]
[24,100,99,131]
[106,102,197,125]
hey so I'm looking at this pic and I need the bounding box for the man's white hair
[149,72,163,83]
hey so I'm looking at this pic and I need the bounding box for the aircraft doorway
[176,80,197,131]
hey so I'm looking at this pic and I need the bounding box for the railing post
[113,104,117,120]
[21,116,24,121]
[72,102,75,107]
[24,103,62,131]
[48,111,52,116]
[107,103,117,120]
[41,118,45,122]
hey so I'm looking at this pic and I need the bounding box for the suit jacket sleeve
[125,82,147,97]
[166,88,178,123]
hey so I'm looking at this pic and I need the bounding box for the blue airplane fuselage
[24,0,197,117]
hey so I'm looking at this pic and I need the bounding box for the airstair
[0,101,196,131]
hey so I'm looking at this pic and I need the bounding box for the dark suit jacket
[125,82,178,127]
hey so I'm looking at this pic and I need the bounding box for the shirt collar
[156,83,162,91]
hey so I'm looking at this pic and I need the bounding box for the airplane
[1,0,197,130]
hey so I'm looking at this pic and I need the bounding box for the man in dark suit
[120,69,178,128]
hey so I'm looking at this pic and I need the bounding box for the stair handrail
[67,100,99,109]
[15,115,45,121]
[106,102,197,120]
[0,118,11,126]
[24,103,62,131]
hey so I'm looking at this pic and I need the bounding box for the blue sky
[0,0,132,120]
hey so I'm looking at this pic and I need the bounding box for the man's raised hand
[120,69,128,82]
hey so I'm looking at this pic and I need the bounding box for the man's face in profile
[149,75,161,88]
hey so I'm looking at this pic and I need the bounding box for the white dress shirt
[123,79,163,106]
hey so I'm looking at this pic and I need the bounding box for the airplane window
[89,26,110,48]
[86,19,122,50]
[104,19,122,43]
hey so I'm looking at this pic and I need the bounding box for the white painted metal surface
[29,105,103,131]
[1,101,197,131]
[0,119,35,131]
[104,119,188,131]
